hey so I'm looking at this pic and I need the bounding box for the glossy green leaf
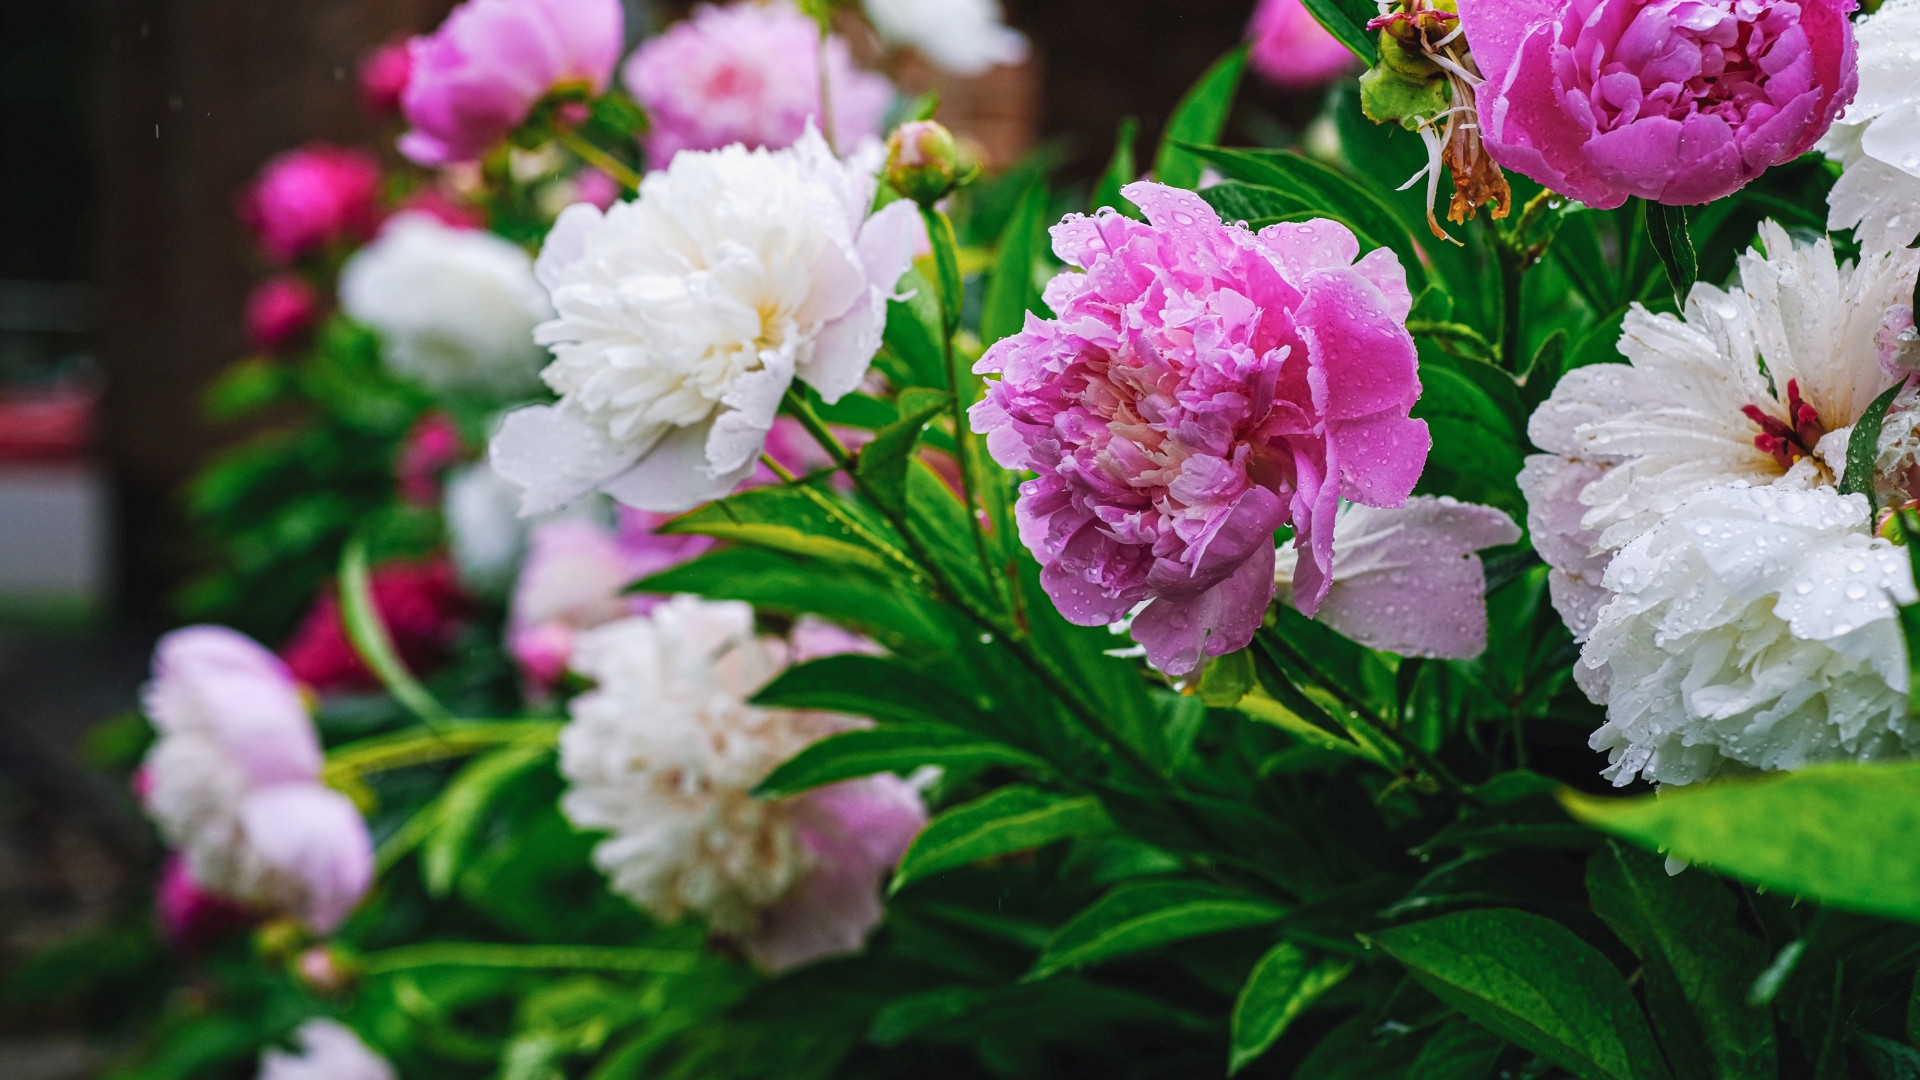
[1299,0,1379,64]
[1092,117,1141,218]
[340,534,454,729]
[854,395,950,518]
[1563,762,1920,921]
[892,785,1111,893]
[1586,840,1776,1080]
[660,481,903,575]
[1841,381,1903,512]
[752,654,992,731]
[1154,46,1249,191]
[1030,880,1289,981]
[881,271,948,389]
[1199,181,1322,230]
[755,723,1049,797]
[632,547,951,650]
[1374,908,1671,1080]
[422,738,556,898]
[1229,942,1355,1074]
[981,178,1051,346]
[1645,200,1698,308]
[1411,1019,1506,1080]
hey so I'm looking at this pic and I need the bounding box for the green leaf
[1645,200,1698,309]
[1563,762,1920,921]
[1374,908,1671,1080]
[892,785,1112,893]
[422,738,556,898]
[339,534,454,729]
[1154,46,1249,191]
[752,654,993,731]
[631,547,951,650]
[922,205,965,336]
[1092,117,1141,218]
[1520,329,1569,417]
[1229,942,1355,1074]
[661,481,903,575]
[1841,380,1903,512]
[1299,0,1379,65]
[981,178,1052,346]
[1903,510,1920,714]
[881,272,948,389]
[854,395,949,518]
[754,723,1049,797]
[1586,840,1776,1080]
[1858,1033,1920,1080]
[1030,880,1289,981]
[1411,1019,1506,1080]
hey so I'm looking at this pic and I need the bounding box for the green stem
[323,721,559,789]
[759,448,925,582]
[556,128,641,194]
[361,942,701,977]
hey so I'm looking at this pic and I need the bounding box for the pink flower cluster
[622,2,893,164]
[138,628,373,935]
[972,182,1429,675]
[281,559,470,693]
[1461,0,1858,207]
[237,145,383,264]
[399,0,624,166]
[1248,0,1362,89]
[245,276,320,353]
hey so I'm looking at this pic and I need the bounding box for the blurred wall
[74,0,1276,621]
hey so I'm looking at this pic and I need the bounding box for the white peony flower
[557,597,851,934]
[1274,497,1520,659]
[490,127,921,516]
[1818,0,1920,253]
[1526,222,1920,637]
[443,462,529,596]
[339,213,553,399]
[862,0,1029,76]
[258,1019,395,1080]
[1585,484,1919,787]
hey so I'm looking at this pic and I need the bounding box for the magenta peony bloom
[394,412,466,508]
[359,38,414,117]
[743,772,928,972]
[1460,0,1859,208]
[972,181,1429,675]
[237,145,383,264]
[1248,0,1362,88]
[399,0,624,166]
[622,2,894,163]
[281,559,470,693]
[245,275,320,353]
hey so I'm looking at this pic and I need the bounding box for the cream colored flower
[1819,0,1920,253]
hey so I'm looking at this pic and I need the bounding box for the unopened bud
[294,944,357,994]
[886,120,964,206]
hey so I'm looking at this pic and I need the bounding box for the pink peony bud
[1248,0,1363,88]
[143,626,324,787]
[359,39,414,117]
[245,275,320,353]
[237,145,384,264]
[622,1,894,164]
[1460,0,1859,208]
[237,785,375,934]
[394,412,466,507]
[972,182,1429,676]
[399,0,625,166]
[280,559,470,693]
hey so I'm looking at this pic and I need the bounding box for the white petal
[490,403,646,516]
[603,418,756,513]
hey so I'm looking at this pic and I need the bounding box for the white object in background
[0,462,110,624]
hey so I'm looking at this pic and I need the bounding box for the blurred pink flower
[156,854,254,948]
[395,186,489,230]
[1247,0,1360,88]
[245,275,320,353]
[972,182,1428,675]
[571,168,623,210]
[395,412,466,507]
[1460,0,1859,208]
[259,1019,395,1080]
[622,2,893,163]
[1275,496,1520,659]
[359,38,414,117]
[237,145,384,264]
[280,559,470,693]
[138,628,374,934]
[742,772,927,972]
[399,0,625,166]
[506,510,714,692]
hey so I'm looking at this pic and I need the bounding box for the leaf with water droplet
[1840,380,1904,513]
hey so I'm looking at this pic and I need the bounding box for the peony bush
[36,0,1920,1078]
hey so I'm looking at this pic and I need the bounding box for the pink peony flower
[259,1019,395,1080]
[622,2,894,164]
[245,276,320,353]
[1248,0,1362,88]
[742,772,928,972]
[972,181,1429,675]
[360,39,414,117]
[399,0,625,166]
[138,627,375,934]
[156,854,255,948]
[1275,496,1520,659]
[281,559,470,693]
[506,510,715,692]
[1460,0,1859,208]
[394,412,466,508]
[237,145,384,264]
